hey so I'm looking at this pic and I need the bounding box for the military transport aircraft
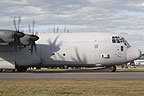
[0,17,142,72]
[0,17,41,72]
[21,32,141,72]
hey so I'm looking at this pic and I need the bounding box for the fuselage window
[116,37,120,43]
[124,42,127,46]
[112,36,120,43]
[52,53,55,55]
[63,53,66,56]
[112,37,116,43]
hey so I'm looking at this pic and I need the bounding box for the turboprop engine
[0,17,25,49]
[0,29,24,43]
[20,34,39,53]
[20,21,39,54]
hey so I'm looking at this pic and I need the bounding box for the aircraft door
[113,44,127,64]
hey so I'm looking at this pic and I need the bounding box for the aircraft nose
[127,47,141,62]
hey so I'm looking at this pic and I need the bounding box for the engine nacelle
[0,29,14,43]
[20,34,31,46]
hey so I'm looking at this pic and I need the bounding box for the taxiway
[0,70,144,80]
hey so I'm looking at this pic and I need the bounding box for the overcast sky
[0,0,144,32]
[0,0,144,50]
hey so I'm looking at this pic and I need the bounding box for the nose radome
[127,47,141,62]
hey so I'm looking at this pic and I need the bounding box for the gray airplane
[19,32,141,72]
[0,17,142,72]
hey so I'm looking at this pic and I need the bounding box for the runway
[1,70,144,80]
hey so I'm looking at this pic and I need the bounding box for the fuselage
[0,32,141,72]
[34,32,141,67]
[0,46,41,69]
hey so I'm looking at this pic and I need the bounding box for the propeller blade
[13,17,17,31]
[13,36,18,50]
[17,16,21,32]
[35,31,38,36]
[29,24,31,33]
[30,40,33,54]
[13,35,21,50]
[14,32,24,50]
[30,35,39,54]
[30,41,37,54]
[32,20,35,35]
[33,41,36,51]
[13,16,25,50]
[28,20,39,54]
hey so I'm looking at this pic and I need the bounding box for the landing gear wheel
[17,67,27,72]
[106,65,116,72]
[0,69,3,72]
[5,69,15,72]
[11,69,15,72]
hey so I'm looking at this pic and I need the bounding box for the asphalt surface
[0,69,144,80]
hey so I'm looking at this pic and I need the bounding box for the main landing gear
[0,69,3,72]
[16,67,27,72]
[106,65,116,72]
[0,67,27,72]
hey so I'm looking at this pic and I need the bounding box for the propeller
[13,16,25,49]
[28,20,39,54]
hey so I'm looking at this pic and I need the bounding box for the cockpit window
[112,36,131,47]
[112,36,121,43]
[112,37,116,43]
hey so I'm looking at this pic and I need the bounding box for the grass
[1,66,144,96]
[0,80,144,96]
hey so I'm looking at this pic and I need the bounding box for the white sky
[0,0,144,51]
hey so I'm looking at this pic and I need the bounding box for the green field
[0,80,144,96]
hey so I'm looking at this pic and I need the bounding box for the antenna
[67,29,69,33]
[53,27,55,33]
[64,27,66,33]
[57,27,59,33]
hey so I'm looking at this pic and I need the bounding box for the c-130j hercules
[0,17,141,72]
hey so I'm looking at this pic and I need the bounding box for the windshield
[112,36,131,47]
